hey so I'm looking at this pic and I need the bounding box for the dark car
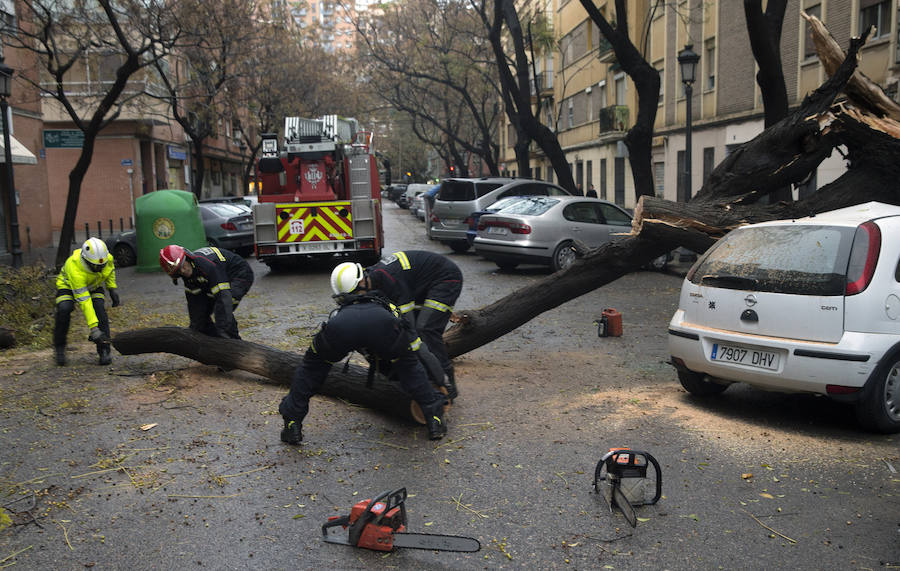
[198,202,254,255]
[386,184,408,203]
[104,229,138,267]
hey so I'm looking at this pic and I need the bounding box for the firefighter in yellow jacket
[54,238,121,366]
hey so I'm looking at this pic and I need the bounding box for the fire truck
[253,115,384,269]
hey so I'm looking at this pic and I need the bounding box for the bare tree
[11,0,179,268]
[357,0,503,176]
[151,0,258,198]
[576,0,661,199]
[477,0,576,189]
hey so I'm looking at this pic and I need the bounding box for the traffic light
[449,165,455,174]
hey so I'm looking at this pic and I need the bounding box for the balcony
[530,71,553,97]
[597,37,615,63]
[598,105,628,132]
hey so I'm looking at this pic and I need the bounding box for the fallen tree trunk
[113,327,430,424]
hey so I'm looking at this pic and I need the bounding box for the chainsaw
[321,488,481,553]
[593,448,662,527]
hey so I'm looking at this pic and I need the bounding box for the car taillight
[845,221,881,295]
[826,384,861,395]
[431,213,440,223]
[479,220,532,234]
[464,216,473,226]
[221,222,238,231]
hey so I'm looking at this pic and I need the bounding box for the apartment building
[500,0,899,208]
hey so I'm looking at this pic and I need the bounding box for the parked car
[404,183,433,215]
[474,195,632,272]
[422,185,441,237]
[386,184,408,203]
[411,193,426,220]
[431,177,572,253]
[198,202,254,255]
[104,229,138,267]
[200,196,255,212]
[668,201,900,433]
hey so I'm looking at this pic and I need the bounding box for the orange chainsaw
[321,488,481,552]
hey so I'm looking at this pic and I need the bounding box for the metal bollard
[97,221,102,238]
[108,219,113,234]
[84,222,89,242]
[119,217,124,232]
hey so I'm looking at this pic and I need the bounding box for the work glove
[88,327,108,344]
[108,289,121,308]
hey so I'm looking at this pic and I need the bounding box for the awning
[0,135,37,165]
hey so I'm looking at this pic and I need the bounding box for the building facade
[501,0,900,208]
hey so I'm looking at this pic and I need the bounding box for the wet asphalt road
[0,202,898,569]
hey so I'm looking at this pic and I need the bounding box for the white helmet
[81,237,110,272]
[330,262,365,295]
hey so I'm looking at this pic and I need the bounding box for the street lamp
[0,58,21,268]
[677,44,700,203]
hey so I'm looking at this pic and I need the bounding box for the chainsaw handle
[348,488,408,547]
[593,449,662,505]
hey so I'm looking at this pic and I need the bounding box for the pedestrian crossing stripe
[275,202,354,243]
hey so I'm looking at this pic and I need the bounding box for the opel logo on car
[744,294,758,307]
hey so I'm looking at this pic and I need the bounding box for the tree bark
[112,327,428,424]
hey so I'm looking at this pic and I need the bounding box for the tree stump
[112,327,440,424]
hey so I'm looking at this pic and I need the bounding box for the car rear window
[690,225,856,295]
[496,197,559,216]
[439,181,476,201]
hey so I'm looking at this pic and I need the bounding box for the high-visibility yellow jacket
[55,249,117,328]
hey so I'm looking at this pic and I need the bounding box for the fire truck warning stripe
[276,206,354,242]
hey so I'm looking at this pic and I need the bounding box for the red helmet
[159,245,188,275]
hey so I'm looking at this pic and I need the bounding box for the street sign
[43,129,84,148]
[121,159,133,166]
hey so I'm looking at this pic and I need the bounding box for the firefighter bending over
[54,238,121,366]
[159,245,254,339]
[332,250,462,400]
[278,283,449,444]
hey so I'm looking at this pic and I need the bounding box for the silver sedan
[473,195,633,272]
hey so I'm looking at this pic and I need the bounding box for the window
[597,203,632,225]
[598,81,607,108]
[705,39,716,90]
[600,158,607,199]
[859,0,889,39]
[567,98,574,128]
[655,63,664,104]
[614,73,626,105]
[703,147,715,184]
[654,162,665,195]
[586,160,593,189]
[804,5,821,59]
[0,0,16,35]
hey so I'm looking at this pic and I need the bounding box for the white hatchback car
[668,202,900,433]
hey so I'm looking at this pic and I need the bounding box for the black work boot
[280,419,303,445]
[444,369,458,401]
[423,401,447,440]
[98,343,112,366]
[55,346,67,366]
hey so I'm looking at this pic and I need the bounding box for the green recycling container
[135,189,206,272]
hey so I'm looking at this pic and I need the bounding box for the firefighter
[278,289,449,444]
[159,245,254,339]
[332,251,462,400]
[54,237,120,366]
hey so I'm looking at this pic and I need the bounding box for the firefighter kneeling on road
[332,250,462,401]
[278,268,450,444]
[159,245,254,339]
[54,238,120,366]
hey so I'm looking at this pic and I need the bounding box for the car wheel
[495,261,518,270]
[678,370,729,396]
[854,354,900,433]
[112,243,136,267]
[449,241,470,254]
[551,241,576,273]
